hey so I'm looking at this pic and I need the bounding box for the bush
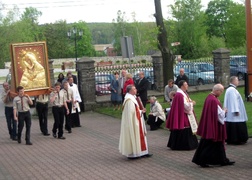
[141,59,146,63]
[230,45,246,55]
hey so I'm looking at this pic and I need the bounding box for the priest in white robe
[68,77,82,127]
[224,76,248,145]
[119,85,152,159]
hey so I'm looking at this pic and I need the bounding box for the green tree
[1,5,20,26]
[71,21,95,57]
[42,20,70,59]
[205,0,235,41]
[112,10,130,55]
[0,6,43,67]
[170,0,207,58]
[20,7,42,23]
[42,20,95,59]
[225,3,246,48]
[87,23,114,44]
[154,0,175,85]
[112,10,158,56]
[131,13,158,55]
[20,7,44,41]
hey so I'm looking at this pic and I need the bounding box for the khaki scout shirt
[13,96,31,112]
[50,90,65,106]
[1,90,13,107]
[63,88,74,101]
[37,94,49,103]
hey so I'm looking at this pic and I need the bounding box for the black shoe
[53,133,57,138]
[200,164,210,168]
[68,130,72,133]
[127,157,140,160]
[221,158,235,166]
[228,161,235,165]
[26,142,33,145]
[150,128,158,131]
[142,154,153,158]
[12,137,18,141]
[221,161,235,166]
[43,133,50,136]
[18,139,21,144]
[58,136,66,140]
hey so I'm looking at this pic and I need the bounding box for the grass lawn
[95,87,252,136]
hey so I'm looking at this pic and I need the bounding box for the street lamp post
[67,27,83,71]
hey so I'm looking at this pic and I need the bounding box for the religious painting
[10,41,51,96]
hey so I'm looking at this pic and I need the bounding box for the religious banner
[10,41,51,96]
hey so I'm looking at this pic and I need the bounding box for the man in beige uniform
[50,82,69,139]
[1,82,17,140]
[13,86,33,145]
[36,93,50,136]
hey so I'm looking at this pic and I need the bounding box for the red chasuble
[166,92,190,130]
[197,94,226,142]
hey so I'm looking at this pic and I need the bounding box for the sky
[0,0,244,24]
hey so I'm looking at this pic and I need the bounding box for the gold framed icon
[10,41,51,96]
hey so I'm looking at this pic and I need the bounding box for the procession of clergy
[119,72,247,168]
[2,66,248,167]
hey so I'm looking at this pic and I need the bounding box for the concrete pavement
[0,110,252,180]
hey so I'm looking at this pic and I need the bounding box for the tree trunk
[154,0,175,87]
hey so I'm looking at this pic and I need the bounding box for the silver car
[230,56,247,80]
[174,62,214,86]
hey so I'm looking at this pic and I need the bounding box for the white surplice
[224,85,248,122]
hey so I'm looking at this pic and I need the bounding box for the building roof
[93,44,113,51]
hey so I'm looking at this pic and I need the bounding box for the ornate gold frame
[10,41,51,96]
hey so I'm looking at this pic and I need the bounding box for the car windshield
[230,56,247,66]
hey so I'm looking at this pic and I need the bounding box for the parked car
[95,73,114,96]
[174,62,214,85]
[230,55,247,80]
[133,68,155,90]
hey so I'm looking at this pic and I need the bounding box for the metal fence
[94,56,247,95]
[174,58,215,86]
[94,63,153,96]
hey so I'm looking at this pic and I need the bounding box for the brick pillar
[151,51,163,92]
[76,57,96,112]
[48,59,54,87]
[212,48,230,86]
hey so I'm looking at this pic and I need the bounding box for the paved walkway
[0,110,252,180]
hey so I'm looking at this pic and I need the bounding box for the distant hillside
[87,22,156,45]
[87,23,115,44]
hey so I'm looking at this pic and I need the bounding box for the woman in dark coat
[110,72,122,110]
[57,73,65,84]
